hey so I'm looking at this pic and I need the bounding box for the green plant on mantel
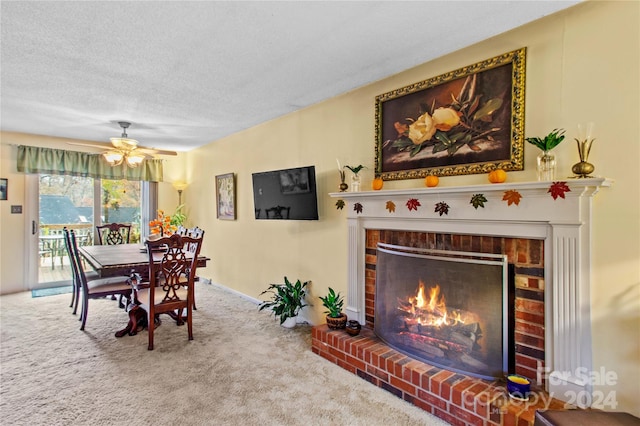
[525,128,566,151]
[258,277,309,325]
[345,164,366,176]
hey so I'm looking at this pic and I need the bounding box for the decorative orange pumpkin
[372,177,384,190]
[425,175,439,187]
[488,169,507,184]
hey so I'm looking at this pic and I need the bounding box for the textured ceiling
[1,1,580,152]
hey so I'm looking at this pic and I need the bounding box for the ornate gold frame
[375,48,526,180]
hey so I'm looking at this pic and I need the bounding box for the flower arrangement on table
[149,210,178,236]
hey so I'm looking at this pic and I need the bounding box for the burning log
[396,321,482,354]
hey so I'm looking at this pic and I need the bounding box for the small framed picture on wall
[0,178,7,201]
[215,173,236,220]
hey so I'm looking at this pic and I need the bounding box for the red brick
[344,353,366,372]
[433,407,466,426]
[371,346,392,367]
[390,375,416,395]
[515,298,544,315]
[462,383,490,411]
[328,346,346,361]
[515,332,544,349]
[366,364,389,382]
[417,388,448,411]
[430,370,456,395]
[516,310,544,325]
[515,366,537,382]
[449,404,485,426]
[318,350,338,365]
[402,360,420,383]
[451,378,476,406]
[393,355,411,377]
[515,354,542,371]
[385,353,405,374]
[475,391,494,419]
[337,358,357,374]
[515,320,545,337]
[404,394,434,413]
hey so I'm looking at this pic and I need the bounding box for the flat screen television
[252,166,319,220]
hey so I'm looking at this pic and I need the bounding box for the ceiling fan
[67,121,178,167]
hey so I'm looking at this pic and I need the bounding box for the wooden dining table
[79,243,210,278]
[78,243,210,337]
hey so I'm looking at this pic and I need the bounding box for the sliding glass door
[28,175,149,289]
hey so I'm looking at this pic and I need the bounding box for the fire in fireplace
[374,243,511,380]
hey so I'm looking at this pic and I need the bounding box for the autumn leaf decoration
[335,199,345,210]
[406,198,421,211]
[470,194,488,209]
[354,202,363,214]
[502,190,522,206]
[386,201,396,213]
[435,202,450,216]
[548,181,571,200]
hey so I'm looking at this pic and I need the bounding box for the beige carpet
[0,283,449,426]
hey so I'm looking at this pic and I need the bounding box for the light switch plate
[10,205,22,214]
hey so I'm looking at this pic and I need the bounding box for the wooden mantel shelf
[329,177,612,223]
[330,177,612,199]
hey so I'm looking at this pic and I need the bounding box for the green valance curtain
[17,145,163,182]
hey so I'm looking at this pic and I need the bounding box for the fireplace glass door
[375,243,509,379]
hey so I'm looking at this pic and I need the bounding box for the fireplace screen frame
[375,243,509,380]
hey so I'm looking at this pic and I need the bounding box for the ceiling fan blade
[66,141,113,150]
[136,146,178,156]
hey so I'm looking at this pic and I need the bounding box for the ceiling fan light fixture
[126,153,145,167]
[103,150,124,166]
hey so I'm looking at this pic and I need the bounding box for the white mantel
[330,178,612,403]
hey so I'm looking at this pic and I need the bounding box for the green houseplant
[525,128,565,181]
[319,287,347,330]
[258,277,309,328]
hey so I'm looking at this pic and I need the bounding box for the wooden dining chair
[184,227,204,310]
[62,227,96,314]
[65,228,132,331]
[96,223,131,245]
[135,233,203,350]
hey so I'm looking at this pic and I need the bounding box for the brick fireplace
[313,178,610,425]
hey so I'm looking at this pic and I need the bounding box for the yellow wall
[0,0,637,415]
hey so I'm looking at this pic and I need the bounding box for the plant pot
[281,316,297,328]
[326,313,347,330]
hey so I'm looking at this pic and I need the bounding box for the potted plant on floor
[258,277,309,328]
[319,287,347,329]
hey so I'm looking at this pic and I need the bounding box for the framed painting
[0,178,7,201]
[375,48,526,180]
[215,173,236,220]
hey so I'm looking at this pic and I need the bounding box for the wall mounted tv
[252,166,319,220]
